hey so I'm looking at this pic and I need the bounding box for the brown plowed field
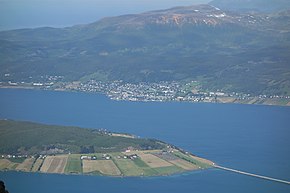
[40,155,68,174]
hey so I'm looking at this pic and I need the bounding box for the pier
[214,165,290,185]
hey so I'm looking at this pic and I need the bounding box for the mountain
[0,4,290,95]
[209,0,290,13]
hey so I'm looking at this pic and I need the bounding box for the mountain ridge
[0,4,290,95]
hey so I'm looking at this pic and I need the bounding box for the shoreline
[1,86,289,107]
[0,119,214,178]
[0,151,214,178]
[0,166,212,179]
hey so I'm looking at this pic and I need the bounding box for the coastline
[0,119,214,178]
[0,151,214,178]
[0,166,213,179]
[1,86,289,107]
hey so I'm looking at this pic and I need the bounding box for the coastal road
[214,165,290,185]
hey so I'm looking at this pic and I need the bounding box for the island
[0,120,213,177]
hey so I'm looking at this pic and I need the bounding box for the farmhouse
[102,154,111,160]
[125,154,139,160]
[80,155,97,160]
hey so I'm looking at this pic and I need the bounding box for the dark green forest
[0,120,165,155]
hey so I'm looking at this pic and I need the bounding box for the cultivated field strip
[169,159,199,170]
[190,155,213,166]
[113,158,145,176]
[138,153,173,168]
[16,158,35,171]
[41,155,68,173]
[0,159,17,170]
[31,158,43,172]
[83,160,121,176]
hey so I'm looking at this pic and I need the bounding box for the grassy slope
[0,120,165,154]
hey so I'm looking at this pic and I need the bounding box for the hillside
[0,120,165,155]
[0,4,290,95]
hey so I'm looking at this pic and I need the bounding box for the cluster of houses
[117,154,138,160]
[1,154,48,160]
[38,155,47,159]
[80,155,98,160]
[80,153,139,161]
[1,154,28,159]
[80,154,112,160]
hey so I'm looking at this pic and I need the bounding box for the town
[1,77,290,106]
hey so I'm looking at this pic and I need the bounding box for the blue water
[0,88,290,193]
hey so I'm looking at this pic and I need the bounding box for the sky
[0,0,211,31]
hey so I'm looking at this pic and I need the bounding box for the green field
[113,158,144,176]
[173,151,212,168]
[132,158,159,176]
[64,154,82,174]
[154,165,184,175]
[7,157,26,163]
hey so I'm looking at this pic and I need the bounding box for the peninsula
[0,120,213,177]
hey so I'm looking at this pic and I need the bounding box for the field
[64,154,82,174]
[169,159,199,170]
[111,133,135,138]
[40,155,68,174]
[0,159,18,170]
[0,149,213,176]
[154,165,184,175]
[83,160,121,176]
[173,150,213,168]
[190,155,214,166]
[16,158,35,172]
[31,158,43,172]
[137,153,173,168]
[113,158,146,176]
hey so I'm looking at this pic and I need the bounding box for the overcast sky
[0,0,211,31]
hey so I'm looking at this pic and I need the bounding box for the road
[214,165,290,185]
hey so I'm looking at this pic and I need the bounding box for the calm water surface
[0,89,289,193]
